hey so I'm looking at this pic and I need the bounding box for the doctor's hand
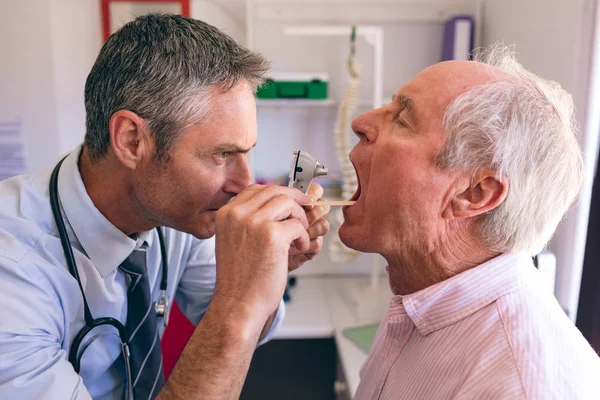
[213,185,311,325]
[288,183,331,271]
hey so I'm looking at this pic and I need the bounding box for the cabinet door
[240,338,337,400]
[334,354,351,400]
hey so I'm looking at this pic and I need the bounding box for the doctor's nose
[223,158,253,195]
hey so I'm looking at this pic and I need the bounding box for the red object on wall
[161,300,195,379]
[100,0,191,41]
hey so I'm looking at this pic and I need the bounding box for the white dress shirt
[0,146,284,399]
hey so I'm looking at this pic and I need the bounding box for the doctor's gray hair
[84,14,269,162]
[437,44,583,255]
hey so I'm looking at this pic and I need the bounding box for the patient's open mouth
[350,181,361,201]
[349,163,361,202]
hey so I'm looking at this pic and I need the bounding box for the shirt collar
[57,145,152,278]
[398,252,534,335]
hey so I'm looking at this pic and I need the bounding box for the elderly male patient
[340,45,600,399]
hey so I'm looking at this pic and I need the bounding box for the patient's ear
[445,170,508,219]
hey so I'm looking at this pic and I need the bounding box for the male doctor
[0,14,330,400]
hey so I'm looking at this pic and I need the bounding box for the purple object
[442,15,474,61]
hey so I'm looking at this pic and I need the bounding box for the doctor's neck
[79,146,156,236]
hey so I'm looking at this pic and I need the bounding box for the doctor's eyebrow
[213,142,257,154]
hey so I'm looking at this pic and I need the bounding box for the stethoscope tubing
[49,155,169,399]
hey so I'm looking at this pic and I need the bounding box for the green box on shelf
[256,73,328,100]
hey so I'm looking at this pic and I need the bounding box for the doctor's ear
[108,110,150,170]
[444,170,508,220]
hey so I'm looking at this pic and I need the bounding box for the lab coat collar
[57,145,153,278]
[401,252,534,336]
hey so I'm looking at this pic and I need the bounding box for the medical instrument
[288,150,328,194]
[49,156,170,400]
[307,200,356,207]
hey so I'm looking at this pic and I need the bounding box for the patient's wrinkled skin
[340,60,508,295]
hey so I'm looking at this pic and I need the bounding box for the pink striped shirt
[355,253,600,399]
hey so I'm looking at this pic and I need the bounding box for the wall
[482,0,599,320]
[0,0,245,172]
[2,0,598,306]
[250,19,446,181]
[0,0,61,172]
[192,0,245,42]
[246,0,473,181]
[49,0,103,155]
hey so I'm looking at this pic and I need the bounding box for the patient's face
[340,61,489,262]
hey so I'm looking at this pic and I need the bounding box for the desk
[274,276,389,397]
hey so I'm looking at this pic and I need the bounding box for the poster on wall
[101,0,191,41]
[0,119,26,181]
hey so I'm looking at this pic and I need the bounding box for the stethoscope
[49,156,169,400]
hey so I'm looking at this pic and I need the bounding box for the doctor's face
[134,81,256,239]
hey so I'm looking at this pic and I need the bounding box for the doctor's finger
[289,236,323,256]
[305,201,331,224]
[307,182,324,200]
[253,194,310,229]
[303,183,325,210]
[219,185,307,226]
[306,218,330,240]
[278,219,311,252]
[249,185,310,206]
[234,185,310,217]
[217,184,265,220]
[223,184,266,208]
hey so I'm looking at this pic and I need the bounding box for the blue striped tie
[120,246,165,399]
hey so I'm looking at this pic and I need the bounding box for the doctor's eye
[217,152,231,159]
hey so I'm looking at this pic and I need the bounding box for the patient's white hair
[437,43,583,255]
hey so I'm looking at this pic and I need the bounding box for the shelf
[249,0,476,24]
[256,98,337,108]
[256,98,391,110]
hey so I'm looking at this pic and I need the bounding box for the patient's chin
[339,223,370,252]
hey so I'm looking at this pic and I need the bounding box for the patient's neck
[386,227,500,295]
